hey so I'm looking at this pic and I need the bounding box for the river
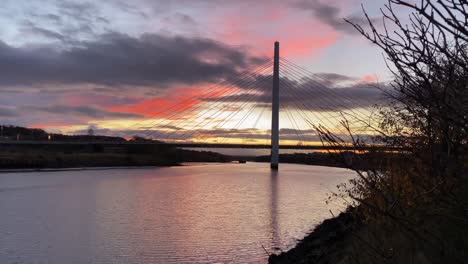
[0,162,354,263]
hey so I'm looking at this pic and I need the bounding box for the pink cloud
[211,3,339,59]
[360,74,378,83]
[107,84,238,119]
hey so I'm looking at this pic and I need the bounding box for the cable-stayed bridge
[2,42,383,169]
[111,42,381,169]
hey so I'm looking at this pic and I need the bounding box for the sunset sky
[0,0,394,144]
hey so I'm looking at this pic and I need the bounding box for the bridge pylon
[270,41,280,170]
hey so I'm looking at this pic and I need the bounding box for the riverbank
[269,208,360,264]
[0,165,172,173]
[255,152,388,171]
[0,144,231,169]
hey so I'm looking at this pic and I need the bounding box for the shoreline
[0,161,349,174]
[0,161,249,173]
[0,165,177,173]
[269,208,360,264]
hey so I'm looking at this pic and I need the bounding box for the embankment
[269,208,360,264]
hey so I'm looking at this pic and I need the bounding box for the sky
[0,0,394,144]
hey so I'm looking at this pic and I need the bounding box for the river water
[0,163,353,263]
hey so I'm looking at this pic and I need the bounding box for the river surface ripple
[0,162,354,263]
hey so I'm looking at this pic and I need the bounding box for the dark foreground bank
[269,208,359,264]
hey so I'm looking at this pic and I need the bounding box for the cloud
[314,73,358,82]
[292,0,377,35]
[162,12,197,27]
[57,1,97,24]
[0,106,17,117]
[203,74,386,111]
[20,20,65,41]
[23,105,144,119]
[43,14,62,24]
[0,32,266,88]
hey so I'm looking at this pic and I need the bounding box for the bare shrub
[320,1,468,262]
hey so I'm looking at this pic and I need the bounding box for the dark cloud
[110,0,149,18]
[96,17,110,24]
[20,20,65,41]
[44,14,62,24]
[23,105,144,119]
[62,24,95,38]
[19,2,102,42]
[293,0,378,35]
[38,1,106,40]
[314,72,357,82]
[163,13,197,26]
[57,1,97,24]
[27,13,62,25]
[0,32,266,88]
[0,106,17,117]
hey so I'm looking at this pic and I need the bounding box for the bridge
[3,42,382,170]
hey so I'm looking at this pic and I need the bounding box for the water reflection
[269,169,280,252]
[0,163,353,263]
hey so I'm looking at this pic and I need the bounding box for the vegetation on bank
[271,1,467,263]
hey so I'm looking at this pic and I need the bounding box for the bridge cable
[279,59,379,132]
[136,62,273,140]
[152,65,272,141]
[208,78,272,138]
[135,61,273,138]
[281,57,379,107]
[279,62,375,134]
[167,78,270,142]
[113,60,272,139]
[280,76,372,143]
[279,79,338,135]
[147,67,273,141]
[279,61,374,120]
[279,75,354,137]
[117,59,273,139]
[279,60,377,126]
[219,93,268,144]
